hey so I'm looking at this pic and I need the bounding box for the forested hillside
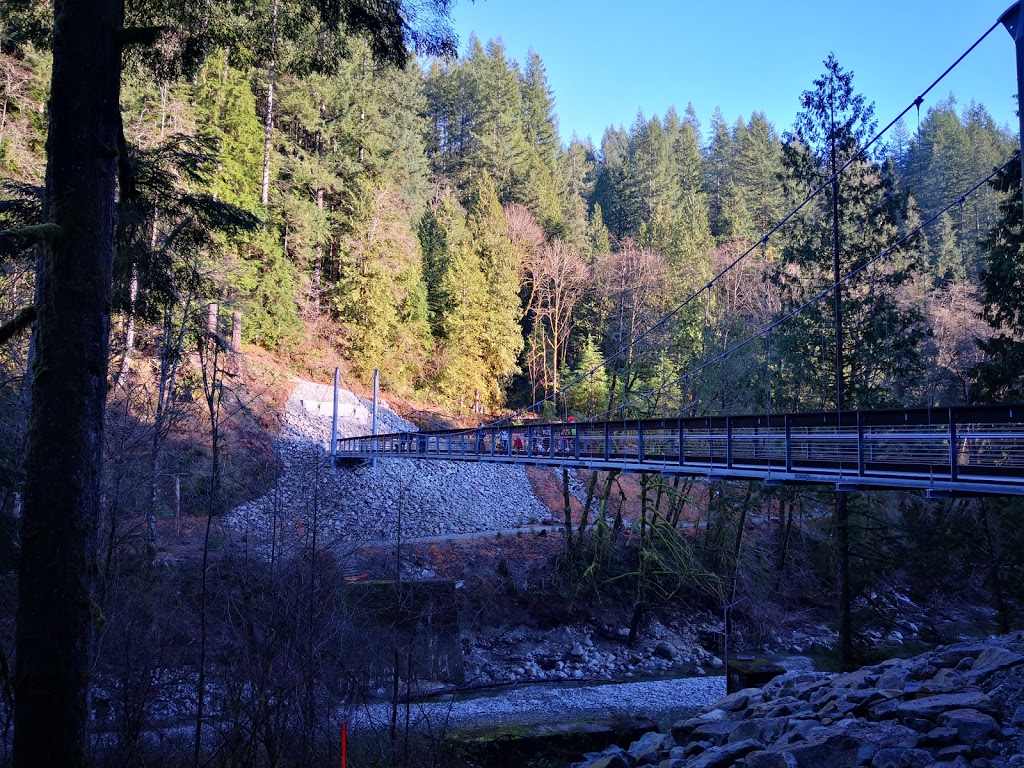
[4,11,1018,420]
[5,2,1024,767]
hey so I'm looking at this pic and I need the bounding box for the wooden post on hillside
[205,303,218,336]
[231,311,241,352]
[230,311,243,375]
[174,475,181,537]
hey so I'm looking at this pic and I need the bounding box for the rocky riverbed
[575,634,1024,768]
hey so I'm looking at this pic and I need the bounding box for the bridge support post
[949,407,959,482]
[856,411,865,477]
[331,367,339,463]
[1001,1,1024,216]
[784,414,792,473]
[371,368,379,468]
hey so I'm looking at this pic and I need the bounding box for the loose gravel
[225,379,552,550]
[353,675,728,732]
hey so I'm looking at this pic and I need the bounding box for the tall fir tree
[705,107,734,239]
[776,55,925,412]
[975,160,1024,401]
[461,37,532,204]
[468,172,525,406]
[419,187,491,409]
[593,124,632,240]
[734,111,784,239]
[518,49,562,231]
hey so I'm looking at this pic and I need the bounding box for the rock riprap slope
[574,634,1024,768]
[226,380,551,549]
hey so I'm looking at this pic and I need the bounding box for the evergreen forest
[4,1,1024,766]
[3,9,1021,418]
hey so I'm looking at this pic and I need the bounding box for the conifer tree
[468,172,524,406]
[705,108,735,239]
[558,137,597,248]
[567,335,609,416]
[627,112,676,228]
[420,188,476,339]
[335,186,431,385]
[734,111,785,238]
[193,56,302,348]
[776,55,926,672]
[975,160,1024,400]
[419,188,493,409]
[593,125,632,239]
[776,55,925,412]
[423,57,472,179]
[717,180,755,242]
[587,203,613,257]
[519,49,562,230]
[669,103,704,197]
[461,37,532,203]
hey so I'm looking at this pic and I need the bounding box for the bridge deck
[334,405,1024,496]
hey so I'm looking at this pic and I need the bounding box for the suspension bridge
[335,3,1024,498]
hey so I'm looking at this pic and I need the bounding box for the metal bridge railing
[334,405,1024,495]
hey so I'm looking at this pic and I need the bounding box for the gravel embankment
[225,379,552,550]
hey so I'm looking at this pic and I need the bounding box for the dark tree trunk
[14,0,121,765]
[836,490,853,670]
[561,468,573,550]
[981,501,1011,635]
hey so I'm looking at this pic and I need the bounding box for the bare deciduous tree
[592,244,669,398]
[529,239,589,399]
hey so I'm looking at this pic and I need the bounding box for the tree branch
[0,306,36,346]
[0,224,62,251]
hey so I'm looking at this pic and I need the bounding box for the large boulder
[628,731,666,765]
[869,747,935,768]
[895,691,996,722]
[964,647,1024,682]
[577,752,631,768]
[726,716,789,745]
[686,739,763,768]
[712,688,762,713]
[687,719,741,747]
[670,710,728,745]
[747,732,876,768]
[937,708,1001,743]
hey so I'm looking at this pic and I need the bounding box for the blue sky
[446,0,1021,146]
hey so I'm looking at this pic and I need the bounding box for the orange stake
[341,722,347,768]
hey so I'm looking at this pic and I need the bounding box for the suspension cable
[585,153,1018,423]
